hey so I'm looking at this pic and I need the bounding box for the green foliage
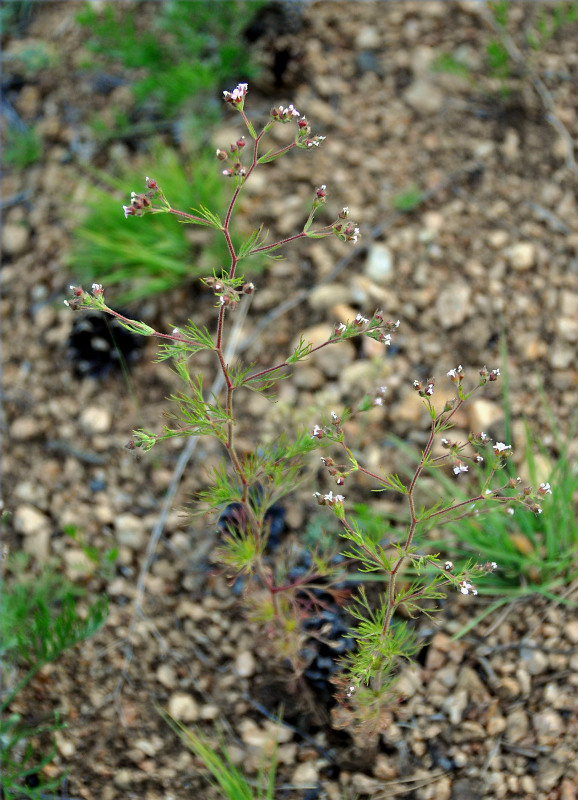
[527,2,578,49]
[68,147,233,303]
[1,556,108,797]
[390,184,424,213]
[159,709,278,800]
[431,53,472,81]
[76,0,265,136]
[447,430,578,596]
[2,125,42,169]
[67,146,268,303]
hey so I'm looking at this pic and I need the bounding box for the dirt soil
[2,2,578,800]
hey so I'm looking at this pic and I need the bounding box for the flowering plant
[66,84,548,729]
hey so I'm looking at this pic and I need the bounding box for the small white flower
[355,313,369,325]
[453,462,468,475]
[539,482,552,495]
[506,507,515,515]
[447,365,463,379]
[312,425,323,437]
[342,207,349,216]
[444,561,453,571]
[459,580,472,595]
[223,83,248,103]
[374,397,383,406]
[484,489,493,495]
[493,442,511,454]
[331,411,339,421]
[491,368,500,377]
[490,562,498,570]
[425,383,434,396]
[381,334,392,346]
[337,322,347,332]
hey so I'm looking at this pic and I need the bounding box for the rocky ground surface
[2,2,578,800]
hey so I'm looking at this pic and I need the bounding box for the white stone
[14,504,50,536]
[506,242,536,271]
[365,243,393,283]
[114,513,146,549]
[291,761,319,787]
[235,649,256,678]
[3,224,30,256]
[435,281,472,329]
[355,26,381,49]
[80,406,112,434]
[167,692,199,722]
[156,664,178,689]
[403,79,444,114]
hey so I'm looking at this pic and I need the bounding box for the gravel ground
[2,2,578,799]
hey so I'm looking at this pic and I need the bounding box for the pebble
[533,709,565,744]
[403,79,444,114]
[79,406,112,434]
[505,708,529,743]
[235,649,256,677]
[291,761,319,787]
[565,620,578,644]
[505,242,536,271]
[434,281,472,329]
[365,243,394,283]
[520,642,549,675]
[308,284,352,310]
[3,224,31,256]
[114,513,146,549]
[10,416,40,441]
[167,692,199,722]
[156,664,178,689]
[14,504,50,536]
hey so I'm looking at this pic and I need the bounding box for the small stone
[434,281,471,329]
[14,504,50,536]
[167,692,199,722]
[11,416,40,440]
[502,128,520,161]
[63,548,95,579]
[403,79,444,114]
[505,708,529,743]
[156,664,178,689]
[564,620,578,644]
[444,688,468,724]
[113,769,133,788]
[80,406,112,434]
[487,230,509,249]
[200,704,219,720]
[235,649,256,678]
[291,761,319,788]
[467,399,503,434]
[520,642,549,675]
[505,242,535,271]
[114,513,146,549]
[365,243,394,283]
[308,283,352,310]
[486,712,507,736]
[532,710,565,744]
[355,26,381,49]
[3,224,30,256]
[55,732,76,758]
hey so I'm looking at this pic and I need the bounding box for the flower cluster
[222,82,248,107]
[271,103,300,122]
[123,177,160,219]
